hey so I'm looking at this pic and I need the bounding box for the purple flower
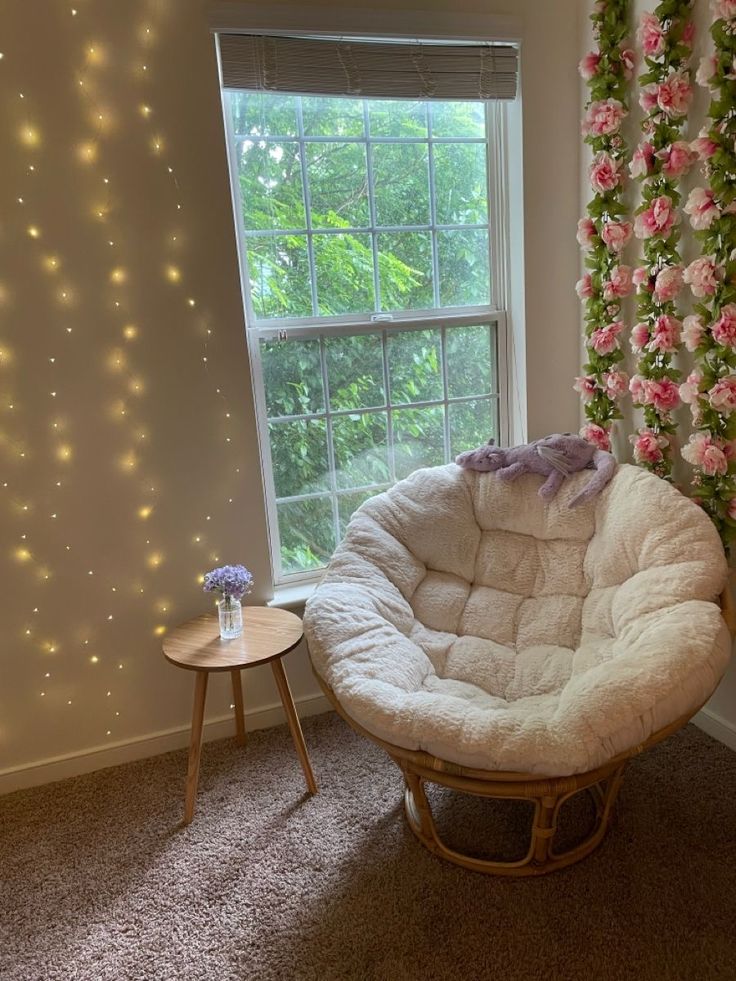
[203,564,254,601]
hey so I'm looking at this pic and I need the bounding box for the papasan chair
[304,457,733,876]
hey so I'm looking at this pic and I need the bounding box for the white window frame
[215,18,523,589]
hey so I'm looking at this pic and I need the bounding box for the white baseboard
[0,693,332,796]
[693,707,736,753]
[5,695,728,797]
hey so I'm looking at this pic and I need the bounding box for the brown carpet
[1,712,735,981]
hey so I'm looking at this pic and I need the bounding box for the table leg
[271,658,317,794]
[231,669,246,745]
[184,670,209,824]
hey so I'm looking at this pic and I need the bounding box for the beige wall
[0,0,583,785]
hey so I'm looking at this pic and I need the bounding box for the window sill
[267,581,319,610]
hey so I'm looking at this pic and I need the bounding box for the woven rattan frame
[312,588,734,877]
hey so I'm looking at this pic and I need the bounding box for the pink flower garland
[629,1,696,478]
[576,1,633,453]
[680,1,736,547]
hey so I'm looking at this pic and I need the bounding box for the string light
[4,4,239,742]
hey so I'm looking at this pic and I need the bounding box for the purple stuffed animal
[455,433,616,508]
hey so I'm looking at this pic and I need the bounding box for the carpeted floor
[1,713,735,981]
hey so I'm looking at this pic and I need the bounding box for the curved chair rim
[311,586,734,792]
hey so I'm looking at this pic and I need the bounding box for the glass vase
[218,596,243,640]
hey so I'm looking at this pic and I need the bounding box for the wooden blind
[219,34,519,101]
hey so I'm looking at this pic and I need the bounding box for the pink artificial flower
[583,99,627,137]
[639,84,660,114]
[589,152,623,193]
[691,130,719,160]
[575,273,594,299]
[659,141,697,179]
[708,376,736,414]
[685,187,720,231]
[727,498,736,521]
[648,314,682,353]
[683,315,706,352]
[713,304,736,348]
[574,375,598,402]
[639,12,665,56]
[702,445,729,476]
[632,266,651,290]
[620,48,636,80]
[576,217,597,248]
[629,374,646,402]
[579,51,601,80]
[578,51,601,82]
[679,369,703,405]
[603,370,629,399]
[603,265,632,300]
[683,433,729,476]
[653,265,684,302]
[629,141,656,178]
[682,20,696,47]
[601,221,633,252]
[580,423,611,452]
[634,196,678,239]
[590,321,624,355]
[644,377,681,414]
[630,429,667,465]
[683,256,722,297]
[630,322,650,352]
[656,71,693,118]
[712,0,736,22]
[696,54,719,89]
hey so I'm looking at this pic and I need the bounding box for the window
[218,36,517,585]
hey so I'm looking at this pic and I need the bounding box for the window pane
[238,140,305,232]
[278,497,335,575]
[333,412,390,489]
[313,233,375,315]
[269,418,329,498]
[302,97,364,137]
[246,236,313,320]
[338,488,383,537]
[372,144,430,226]
[368,100,427,137]
[446,325,495,398]
[377,232,433,311]
[228,92,298,137]
[388,328,442,404]
[430,102,485,138]
[326,334,384,411]
[433,144,488,225]
[449,399,496,457]
[438,229,490,307]
[393,405,445,479]
[260,339,324,417]
[307,143,369,228]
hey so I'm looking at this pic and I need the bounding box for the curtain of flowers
[576,0,736,550]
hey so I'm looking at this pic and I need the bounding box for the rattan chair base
[311,587,733,877]
[315,674,712,876]
[397,755,627,876]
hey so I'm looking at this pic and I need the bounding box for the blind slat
[219,34,519,101]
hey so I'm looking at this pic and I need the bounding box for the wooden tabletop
[163,606,304,672]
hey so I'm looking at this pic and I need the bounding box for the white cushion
[304,464,731,776]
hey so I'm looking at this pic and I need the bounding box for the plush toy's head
[534,434,596,476]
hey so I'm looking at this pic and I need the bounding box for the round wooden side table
[163,606,317,824]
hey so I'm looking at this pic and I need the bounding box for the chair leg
[532,795,557,864]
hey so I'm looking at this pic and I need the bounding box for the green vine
[576,0,632,452]
[629,0,696,479]
[680,2,736,549]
